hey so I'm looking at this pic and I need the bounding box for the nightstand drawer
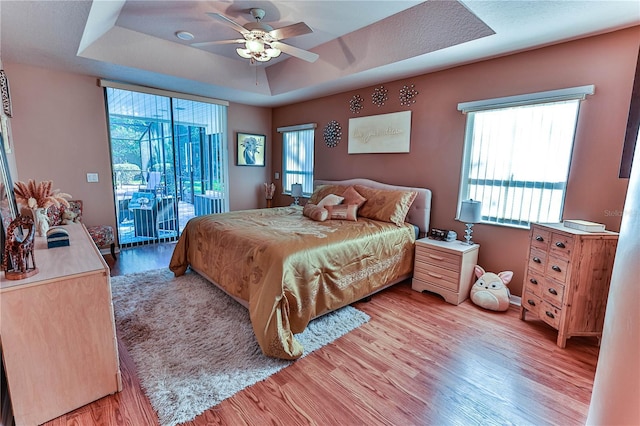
[415,247,460,270]
[414,263,460,291]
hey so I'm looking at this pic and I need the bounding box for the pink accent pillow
[326,204,358,221]
[303,203,329,222]
[354,185,417,226]
[341,186,367,208]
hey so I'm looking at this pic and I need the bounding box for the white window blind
[279,124,316,196]
[457,88,590,228]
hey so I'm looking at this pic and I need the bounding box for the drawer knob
[552,265,562,272]
[529,278,538,285]
[536,235,544,242]
[533,257,541,263]
[527,299,536,306]
[428,254,445,261]
[427,272,444,279]
[545,311,555,319]
[555,242,566,248]
[548,288,558,296]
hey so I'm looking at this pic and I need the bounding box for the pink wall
[271,27,639,296]
[7,65,116,231]
[4,63,272,243]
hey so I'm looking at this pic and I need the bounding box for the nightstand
[412,238,479,305]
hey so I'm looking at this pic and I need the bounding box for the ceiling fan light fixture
[236,48,253,59]
[245,39,264,53]
[265,48,281,58]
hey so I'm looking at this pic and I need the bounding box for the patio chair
[47,200,117,261]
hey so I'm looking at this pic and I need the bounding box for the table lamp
[458,199,482,245]
[291,183,303,206]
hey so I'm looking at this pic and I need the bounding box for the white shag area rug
[111,268,370,426]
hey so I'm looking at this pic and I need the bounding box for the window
[278,124,316,196]
[457,85,593,228]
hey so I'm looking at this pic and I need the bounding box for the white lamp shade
[291,183,303,198]
[459,199,482,223]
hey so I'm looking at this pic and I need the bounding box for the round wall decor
[323,120,342,148]
[349,94,364,114]
[372,86,388,107]
[399,84,419,107]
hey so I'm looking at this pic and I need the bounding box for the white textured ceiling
[1,1,639,107]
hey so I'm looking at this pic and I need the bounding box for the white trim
[98,79,229,106]
[457,85,595,113]
[277,123,317,132]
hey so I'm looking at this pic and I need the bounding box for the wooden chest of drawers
[411,238,479,305]
[520,223,619,347]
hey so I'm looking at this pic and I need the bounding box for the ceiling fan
[192,8,319,64]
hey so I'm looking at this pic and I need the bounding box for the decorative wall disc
[349,94,364,114]
[323,120,342,148]
[372,86,388,107]
[399,84,419,107]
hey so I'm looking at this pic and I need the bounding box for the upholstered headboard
[313,178,432,236]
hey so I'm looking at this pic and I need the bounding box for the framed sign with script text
[348,111,411,154]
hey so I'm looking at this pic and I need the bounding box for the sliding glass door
[105,87,229,247]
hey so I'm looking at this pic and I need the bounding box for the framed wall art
[348,110,412,154]
[236,132,266,167]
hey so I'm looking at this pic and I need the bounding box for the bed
[169,178,432,359]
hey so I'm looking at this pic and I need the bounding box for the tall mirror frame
[0,131,19,267]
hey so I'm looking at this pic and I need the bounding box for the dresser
[411,238,479,305]
[520,222,618,347]
[1,224,122,425]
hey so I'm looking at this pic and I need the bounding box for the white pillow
[317,194,344,208]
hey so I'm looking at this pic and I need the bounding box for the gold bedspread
[169,206,416,359]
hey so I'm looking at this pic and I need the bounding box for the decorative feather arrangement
[14,179,72,209]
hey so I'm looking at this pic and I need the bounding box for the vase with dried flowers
[14,179,72,237]
[263,182,276,208]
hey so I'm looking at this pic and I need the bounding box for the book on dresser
[563,219,606,232]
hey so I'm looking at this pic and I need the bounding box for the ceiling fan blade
[269,22,313,40]
[207,12,249,35]
[191,39,245,48]
[271,41,319,63]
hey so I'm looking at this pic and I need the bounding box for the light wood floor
[43,244,599,425]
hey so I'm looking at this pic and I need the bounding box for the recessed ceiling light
[175,31,194,41]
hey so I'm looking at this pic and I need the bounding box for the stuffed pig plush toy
[470,265,513,312]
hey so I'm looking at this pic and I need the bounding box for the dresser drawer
[545,256,569,284]
[540,300,562,329]
[530,227,551,250]
[542,279,565,307]
[415,246,460,271]
[414,262,460,291]
[522,291,542,317]
[524,269,544,298]
[528,247,547,273]
[549,232,574,260]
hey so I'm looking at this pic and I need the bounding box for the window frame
[278,123,316,196]
[457,85,594,229]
